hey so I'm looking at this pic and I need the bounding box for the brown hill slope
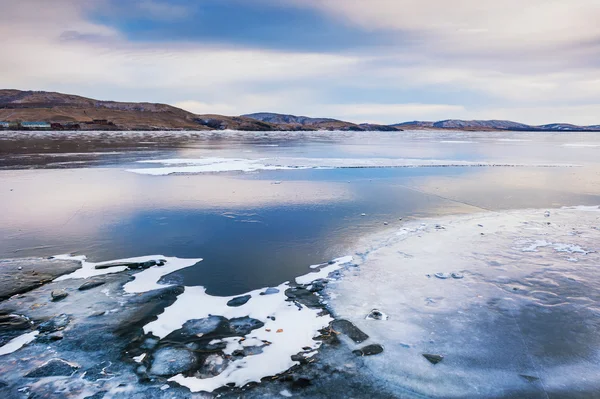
[0,90,281,131]
[0,90,401,131]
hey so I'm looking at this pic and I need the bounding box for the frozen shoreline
[325,205,600,398]
[1,205,599,398]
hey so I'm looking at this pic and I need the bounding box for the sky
[1,0,599,125]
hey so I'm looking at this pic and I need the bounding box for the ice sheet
[127,157,578,175]
[325,206,600,398]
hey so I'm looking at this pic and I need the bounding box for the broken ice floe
[144,256,354,393]
[0,331,39,356]
[40,253,355,393]
[126,157,579,175]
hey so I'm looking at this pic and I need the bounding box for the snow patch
[53,255,202,293]
[0,331,39,356]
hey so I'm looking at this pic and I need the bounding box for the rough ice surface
[326,206,600,398]
[0,331,39,356]
[146,256,354,393]
[127,157,578,175]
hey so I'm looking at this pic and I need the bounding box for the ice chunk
[149,347,198,377]
[0,331,39,356]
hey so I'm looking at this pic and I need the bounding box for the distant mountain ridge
[393,119,600,131]
[0,90,598,132]
[242,112,341,125]
[242,112,398,131]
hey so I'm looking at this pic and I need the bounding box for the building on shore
[20,122,51,129]
[0,121,9,128]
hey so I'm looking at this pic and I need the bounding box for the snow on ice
[126,157,579,175]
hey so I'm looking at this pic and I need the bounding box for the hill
[0,90,280,131]
[242,112,400,131]
[1,90,598,132]
[393,119,600,132]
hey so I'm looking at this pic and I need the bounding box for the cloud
[297,0,600,56]
[1,0,600,125]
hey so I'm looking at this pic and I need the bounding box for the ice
[143,254,353,393]
[562,205,600,212]
[295,256,354,285]
[126,157,579,175]
[516,240,592,254]
[53,255,202,293]
[0,331,39,356]
[149,347,198,376]
[325,206,600,397]
[38,251,353,392]
[133,353,146,363]
[163,284,334,392]
[563,143,600,148]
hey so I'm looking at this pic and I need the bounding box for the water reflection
[1,131,599,295]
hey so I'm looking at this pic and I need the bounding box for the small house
[0,121,9,128]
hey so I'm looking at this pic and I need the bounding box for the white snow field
[127,157,578,175]
[325,205,600,398]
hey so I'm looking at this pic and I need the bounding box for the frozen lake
[1,130,599,295]
[0,130,599,398]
